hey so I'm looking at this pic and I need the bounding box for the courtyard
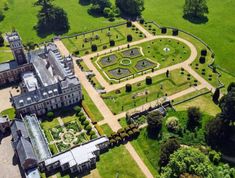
[40,109,98,154]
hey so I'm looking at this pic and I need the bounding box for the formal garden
[101,69,199,114]
[89,37,191,83]
[62,22,144,56]
[40,107,98,154]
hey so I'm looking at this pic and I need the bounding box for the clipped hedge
[161,27,167,34]
[172,29,178,36]
[146,76,152,85]
[95,124,105,136]
[127,34,133,42]
[82,102,97,123]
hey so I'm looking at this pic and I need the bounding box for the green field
[96,145,145,178]
[0,0,124,43]
[142,0,235,77]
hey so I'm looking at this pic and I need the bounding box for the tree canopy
[147,111,163,138]
[183,0,209,18]
[36,0,69,35]
[116,0,144,17]
[161,147,215,178]
[187,107,202,131]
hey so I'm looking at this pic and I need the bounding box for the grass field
[0,107,15,120]
[100,124,113,135]
[0,0,124,43]
[142,0,235,76]
[96,145,145,178]
[102,69,198,114]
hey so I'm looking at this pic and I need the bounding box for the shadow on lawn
[183,15,209,24]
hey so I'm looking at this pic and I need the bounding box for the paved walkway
[133,21,154,38]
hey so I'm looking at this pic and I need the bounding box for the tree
[161,147,216,178]
[147,111,163,138]
[36,0,69,35]
[91,0,112,13]
[187,107,202,131]
[159,138,180,167]
[219,84,235,122]
[205,115,231,149]
[91,44,98,51]
[212,88,220,103]
[47,111,54,118]
[183,0,209,18]
[73,106,81,114]
[116,0,145,17]
[0,32,4,47]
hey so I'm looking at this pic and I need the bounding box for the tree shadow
[183,14,208,24]
[79,0,92,6]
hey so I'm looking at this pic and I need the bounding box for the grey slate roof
[16,137,37,168]
[11,119,29,142]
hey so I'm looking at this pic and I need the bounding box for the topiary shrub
[165,117,181,133]
[199,56,206,64]
[83,120,89,126]
[85,125,92,131]
[91,134,97,139]
[125,84,132,92]
[140,18,145,24]
[126,21,132,27]
[89,130,95,136]
[172,29,178,36]
[79,115,86,122]
[91,44,97,52]
[146,76,152,85]
[110,40,115,47]
[127,34,133,42]
[161,27,167,34]
[201,49,207,56]
[73,106,81,114]
[73,50,80,56]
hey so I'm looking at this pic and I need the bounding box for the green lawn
[100,124,113,135]
[142,0,235,81]
[102,69,197,114]
[174,91,221,116]
[96,145,146,178]
[0,108,16,120]
[0,0,124,43]
[82,86,104,122]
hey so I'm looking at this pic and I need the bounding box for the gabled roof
[16,137,37,169]
[11,119,29,141]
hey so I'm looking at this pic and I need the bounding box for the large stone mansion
[0,31,82,116]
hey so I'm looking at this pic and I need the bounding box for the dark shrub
[199,56,206,64]
[127,34,133,42]
[125,84,132,92]
[126,21,132,27]
[172,29,178,36]
[161,27,167,34]
[85,125,92,131]
[91,44,97,52]
[140,18,145,24]
[103,45,107,49]
[146,76,152,85]
[187,107,202,131]
[83,120,89,126]
[47,111,54,118]
[110,40,115,47]
[201,49,207,56]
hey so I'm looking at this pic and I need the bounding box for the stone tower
[7,31,27,65]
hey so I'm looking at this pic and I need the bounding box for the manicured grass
[143,0,235,76]
[96,145,146,178]
[63,24,144,56]
[82,86,104,122]
[100,124,113,135]
[102,69,197,114]
[0,108,16,120]
[174,91,221,116]
[0,0,124,43]
[0,45,14,63]
[40,118,60,143]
